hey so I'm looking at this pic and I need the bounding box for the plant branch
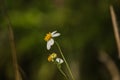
[57,64,68,80]
[55,41,75,80]
[110,5,120,58]
[1,0,21,80]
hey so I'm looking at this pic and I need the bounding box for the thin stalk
[110,5,120,58]
[1,0,21,80]
[57,65,68,80]
[7,17,21,80]
[55,41,75,80]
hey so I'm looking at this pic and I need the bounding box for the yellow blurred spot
[44,32,52,41]
[48,53,57,62]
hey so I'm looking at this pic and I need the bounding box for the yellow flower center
[48,53,57,62]
[44,32,52,41]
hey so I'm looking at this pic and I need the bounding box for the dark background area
[0,0,120,80]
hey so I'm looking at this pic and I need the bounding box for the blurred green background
[0,0,120,80]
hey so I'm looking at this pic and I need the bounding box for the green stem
[57,65,68,80]
[55,41,75,80]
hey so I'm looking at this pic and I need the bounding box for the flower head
[44,31,60,50]
[48,53,57,62]
[56,58,64,64]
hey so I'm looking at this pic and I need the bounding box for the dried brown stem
[99,51,120,80]
[110,5,120,58]
[7,15,21,80]
[1,0,21,80]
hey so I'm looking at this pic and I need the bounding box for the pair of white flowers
[44,31,63,64]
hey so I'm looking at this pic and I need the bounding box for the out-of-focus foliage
[0,0,120,80]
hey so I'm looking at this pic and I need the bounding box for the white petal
[47,39,54,50]
[51,31,57,35]
[47,42,51,50]
[52,33,60,37]
[56,58,64,64]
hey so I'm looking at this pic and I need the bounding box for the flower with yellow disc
[48,53,57,62]
[44,31,60,50]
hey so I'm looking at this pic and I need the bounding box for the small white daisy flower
[44,31,60,50]
[56,58,64,64]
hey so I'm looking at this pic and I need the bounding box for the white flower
[56,58,64,64]
[44,31,60,50]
